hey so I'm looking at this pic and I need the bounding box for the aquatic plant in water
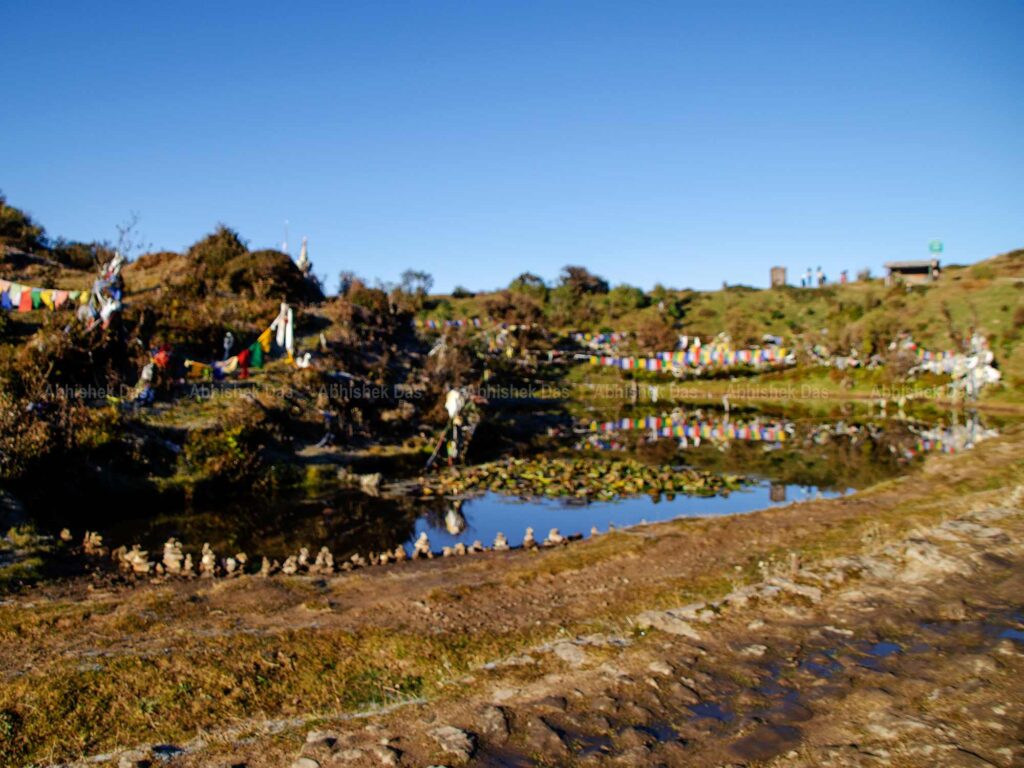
[421,457,745,500]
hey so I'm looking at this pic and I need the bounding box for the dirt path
[199,492,1022,768]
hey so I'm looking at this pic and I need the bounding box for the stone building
[884,259,940,286]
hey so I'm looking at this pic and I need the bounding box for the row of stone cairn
[75,525,587,579]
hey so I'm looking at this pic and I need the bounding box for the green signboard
[929,240,943,254]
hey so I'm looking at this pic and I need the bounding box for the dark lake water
[77,407,1006,563]
[91,482,842,562]
[72,409,1007,565]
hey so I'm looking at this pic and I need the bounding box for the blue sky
[2,1,1021,293]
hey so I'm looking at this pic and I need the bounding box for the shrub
[179,227,322,303]
[481,290,543,325]
[634,315,677,352]
[607,284,649,315]
[559,265,609,295]
[0,193,46,253]
[509,272,548,302]
[49,239,110,270]
[347,278,390,315]
[178,402,286,493]
[187,225,247,272]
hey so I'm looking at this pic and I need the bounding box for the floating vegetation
[421,457,745,500]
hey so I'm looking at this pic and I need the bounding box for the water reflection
[571,408,999,491]
[444,501,467,535]
[412,482,843,551]
[94,481,842,562]
[575,409,995,457]
[71,407,1009,565]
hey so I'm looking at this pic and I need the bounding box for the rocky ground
[1,433,1022,767]
[204,490,1024,768]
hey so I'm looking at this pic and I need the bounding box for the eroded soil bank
[1,430,1022,767]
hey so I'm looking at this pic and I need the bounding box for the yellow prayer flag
[257,327,273,353]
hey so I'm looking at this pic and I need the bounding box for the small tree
[338,270,357,296]
[509,272,549,302]
[559,265,609,295]
[400,269,434,297]
[113,211,150,261]
[482,289,543,325]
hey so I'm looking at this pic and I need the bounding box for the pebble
[551,641,588,668]
[371,745,400,766]
[305,730,337,746]
[636,610,702,640]
[334,749,365,763]
[117,752,150,768]
[994,639,1020,656]
[477,705,509,741]
[523,716,568,757]
[428,725,476,759]
[290,758,320,768]
[647,660,673,676]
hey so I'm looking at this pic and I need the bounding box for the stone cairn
[162,538,185,575]
[83,531,107,556]
[76,522,594,583]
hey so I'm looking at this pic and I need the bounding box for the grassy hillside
[422,252,1024,391]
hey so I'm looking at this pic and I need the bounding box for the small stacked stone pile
[81,525,589,582]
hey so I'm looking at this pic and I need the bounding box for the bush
[607,284,649,315]
[0,322,138,483]
[0,193,46,253]
[347,278,390,315]
[177,225,321,303]
[481,290,543,325]
[224,249,321,302]
[509,272,548,302]
[49,239,110,271]
[559,265,609,295]
[634,315,677,352]
[187,225,247,272]
[178,402,285,493]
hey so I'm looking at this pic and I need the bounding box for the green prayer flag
[249,341,264,368]
[31,289,42,309]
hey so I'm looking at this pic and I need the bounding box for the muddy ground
[1,431,1022,767]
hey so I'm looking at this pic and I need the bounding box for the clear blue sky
[2,0,1021,293]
